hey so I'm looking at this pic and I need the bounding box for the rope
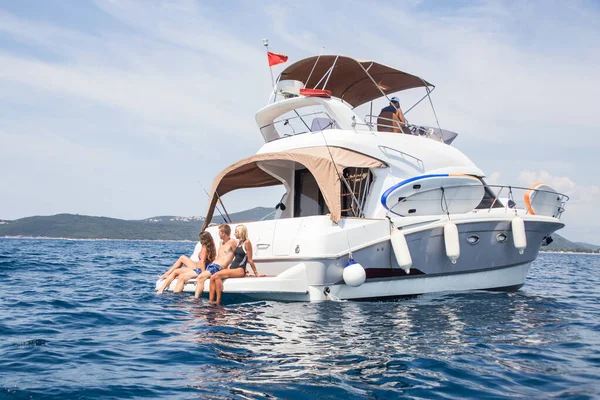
[441,187,451,219]
[508,186,518,215]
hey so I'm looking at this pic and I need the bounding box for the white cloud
[514,169,598,243]
[517,170,577,194]
[485,172,502,185]
[0,1,598,243]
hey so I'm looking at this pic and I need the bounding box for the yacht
[156,55,568,301]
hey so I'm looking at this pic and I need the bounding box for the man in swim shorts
[194,224,237,299]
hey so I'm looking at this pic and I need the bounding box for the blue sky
[0,0,598,243]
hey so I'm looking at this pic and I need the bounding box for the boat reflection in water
[178,290,575,395]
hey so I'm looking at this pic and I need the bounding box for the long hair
[199,231,216,263]
[235,224,248,241]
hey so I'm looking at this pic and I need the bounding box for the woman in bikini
[156,231,216,294]
[209,224,259,304]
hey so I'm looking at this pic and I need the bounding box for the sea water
[0,238,598,399]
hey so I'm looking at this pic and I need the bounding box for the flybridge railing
[362,114,450,143]
[259,107,458,144]
[386,183,569,218]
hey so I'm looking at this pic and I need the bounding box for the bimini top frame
[278,55,434,108]
[201,146,387,230]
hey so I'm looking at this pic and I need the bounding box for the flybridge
[255,95,370,142]
[254,54,456,144]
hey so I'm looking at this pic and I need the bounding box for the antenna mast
[263,38,276,93]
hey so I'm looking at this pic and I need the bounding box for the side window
[294,169,329,217]
[475,181,504,209]
[341,167,373,217]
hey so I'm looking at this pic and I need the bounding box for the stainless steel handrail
[260,110,337,141]
[364,115,445,142]
[386,183,569,218]
[378,146,425,172]
[485,184,569,217]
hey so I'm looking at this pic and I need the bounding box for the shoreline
[540,250,599,255]
[1,236,597,254]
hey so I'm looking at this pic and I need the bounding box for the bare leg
[161,255,187,277]
[209,272,220,302]
[157,267,194,294]
[176,256,198,270]
[157,256,198,293]
[173,270,198,293]
[157,271,177,294]
[170,255,185,269]
[194,271,212,299]
[210,268,245,304]
[215,278,224,304]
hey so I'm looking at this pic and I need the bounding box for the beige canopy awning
[279,55,433,107]
[202,146,387,230]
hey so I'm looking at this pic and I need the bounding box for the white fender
[391,229,412,274]
[444,221,460,264]
[343,259,366,287]
[512,215,527,254]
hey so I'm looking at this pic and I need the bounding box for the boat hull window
[294,169,329,217]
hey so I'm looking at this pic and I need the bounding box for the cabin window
[294,169,329,217]
[341,167,373,217]
[475,183,504,209]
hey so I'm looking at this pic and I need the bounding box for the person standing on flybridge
[378,96,409,133]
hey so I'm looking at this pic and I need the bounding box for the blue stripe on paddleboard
[380,174,449,215]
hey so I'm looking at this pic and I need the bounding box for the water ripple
[0,238,599,398]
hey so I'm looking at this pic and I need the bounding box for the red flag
[267,51,288,67]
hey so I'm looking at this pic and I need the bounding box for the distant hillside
[0,207,273,241]
[541,233,598,253]
[575,242,600,251]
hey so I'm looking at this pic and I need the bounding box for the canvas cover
[201,146,387,230]
[279,55,433,107]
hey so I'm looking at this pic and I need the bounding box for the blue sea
[0,238,598,399]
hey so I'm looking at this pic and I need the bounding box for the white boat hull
[155,212,562,302]
[326,262,530,300]
[156,261,531,302]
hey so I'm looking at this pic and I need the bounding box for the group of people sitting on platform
[156,223,259,303]
[377,96,410,134]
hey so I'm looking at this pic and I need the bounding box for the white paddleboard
[381,174,485,217]
[524,183,563,217]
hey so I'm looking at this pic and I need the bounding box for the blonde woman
[209,224,259,303]
[156,231,216,294]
